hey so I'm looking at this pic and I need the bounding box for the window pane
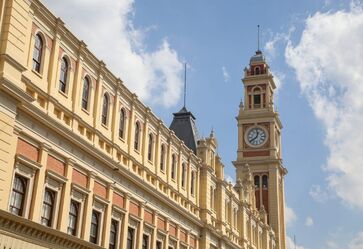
[127,227,134,249]
[9,175,27,216]
[90,211,99,244]
[82,78,90,110]
[41,189,55,227]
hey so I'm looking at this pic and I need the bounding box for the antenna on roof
[183,62,187,108]
[257,24,261,52]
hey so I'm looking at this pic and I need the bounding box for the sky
[42,0,363,248]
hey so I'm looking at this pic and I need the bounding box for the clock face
[246,127,267,147]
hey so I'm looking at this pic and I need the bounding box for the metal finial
[183,63,187,108]
[257,25,260,52]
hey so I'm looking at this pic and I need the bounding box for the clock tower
[233,50,287,249]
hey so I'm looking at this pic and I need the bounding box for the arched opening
[59,57,68,93]
[32,34,43,73]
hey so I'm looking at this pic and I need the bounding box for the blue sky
[44,0,363,248]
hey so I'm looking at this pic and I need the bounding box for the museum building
[0,0,287,248]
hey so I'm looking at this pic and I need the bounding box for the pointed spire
[183,62,187,108]
[257,25,261,54]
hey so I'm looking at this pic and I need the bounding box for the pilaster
[81,171,96,240]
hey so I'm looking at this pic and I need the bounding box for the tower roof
[250,50,265,64]
[169,106,198,154]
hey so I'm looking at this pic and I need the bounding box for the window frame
[90,210,101,244]
[127,226,135,249]
[119,108,126,139]
[40,188,56,227]
[9,174,28,216]
[134,121,141,151]
[101,93,109,126]
[171,154,177,180]
[160,144,166,172]
[67,200,80,236]
[147,133,153,161]
[181,163,186,188]
[32,33,43,73]
[59,57,69,94]
[81,76,91,111]
[142,233,149,249]
[109,219,119,249]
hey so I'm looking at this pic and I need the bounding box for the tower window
[254,175,260,189]
[254,66,261,75]
[32,34,43,73]
[262,175,268,188]
[9,175,27,216]
[59,57,68,93]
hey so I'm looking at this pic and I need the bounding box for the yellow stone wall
[0,0,284,249]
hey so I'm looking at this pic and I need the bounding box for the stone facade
[0,1,286,249]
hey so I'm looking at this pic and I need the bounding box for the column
[101,183,114,247]
[29,142,50,222]
[81,171,96,240]
[58,158,75,232]
[137,203,145,249]
[120,193,131,249]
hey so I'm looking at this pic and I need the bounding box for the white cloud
[326,240,339,249]
[349,231,363,249]
[286,236,308,249]
[222,66,230,82]
[305,216,314,227]
[285,205,297,227]
[285,2,363,209]
[309,184,330,203]
[42,0,183,108]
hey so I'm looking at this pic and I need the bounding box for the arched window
[32,34,43,73]
[147,133,153,161]
[181,163,186,188]
[101,93,109,125]
[127,227,134,249]
[134,122,140,150]
[253,87,262,108]
[191,170,196,195]
[81,77,90,110]
[109,219,118,249]
[171,154,177,180]
[262,175,268,188]
[119,108,126,139]
[254,175,260,189]
[59,57,68,93]
[90,211,99,244]
[9,175,27,216]
[160,144,165,171]
[67,200,79,235]
[41,189,55,227]
[254,66,260,75]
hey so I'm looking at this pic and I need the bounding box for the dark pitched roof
[169,107,199,154]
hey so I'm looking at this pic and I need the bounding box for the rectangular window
[156,241,162,249]
[127,227,135,249]
[40,188,56,227]
[253,94,261,108]
[67,200,79,236]
[9,174,28,216]
[109,219,119,249]
[142,234,149,249]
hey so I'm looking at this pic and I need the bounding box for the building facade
[0,1,286,249]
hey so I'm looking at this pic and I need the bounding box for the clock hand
[249,131,259,142]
